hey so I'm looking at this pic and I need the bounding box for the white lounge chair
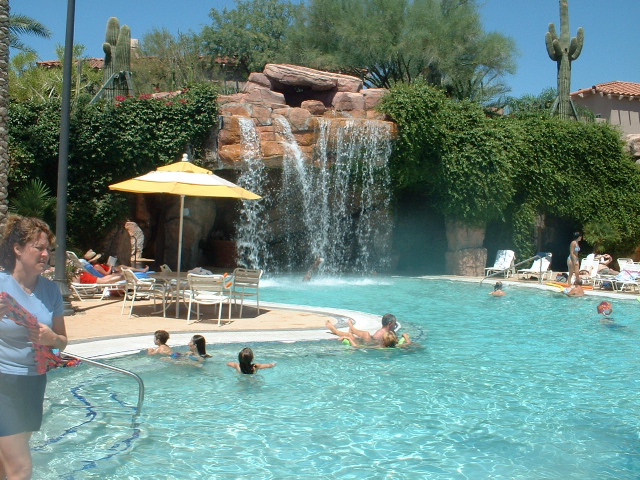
[518,254,552,281]
[185,273,232,325]
[120,269,165,318]
[230,268,263,317]
[484,250,516,278]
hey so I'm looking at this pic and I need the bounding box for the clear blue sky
[12,0,640,98]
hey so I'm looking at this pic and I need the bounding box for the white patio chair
[518,254,552,281]
[186,273,232,325]
[230,268,263,317]
[120,268,166,318]
[484,250,516,278]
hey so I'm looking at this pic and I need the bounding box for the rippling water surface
[33,277,640,479]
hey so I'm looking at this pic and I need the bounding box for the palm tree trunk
[0,0,9,229]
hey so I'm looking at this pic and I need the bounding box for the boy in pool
[226,347,276,374]
[147,330,172,355]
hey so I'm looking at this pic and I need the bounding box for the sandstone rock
[218,144,244,164]
[246,72,272,89]
[366,110,390,121]
[445,248,488,276]
[251,104,273,126]
[285,107,313,132]
[332,92,365,111]
[301,100,326,116]
[220,102,252,117]
[243,86,287,108]
[263,63,362,93]
[626,133,640,158]
[362,88,388,109]
[256,125,276,142]
[293,131,315,147]
[261,141,285,162]
[217,93,246,105]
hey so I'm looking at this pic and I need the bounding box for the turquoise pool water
[32,277,640,479]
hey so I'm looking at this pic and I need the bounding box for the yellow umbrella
[109,154,261,314]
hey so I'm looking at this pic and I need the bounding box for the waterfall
[275,117,393,274]
[233,115,393,274]
[235,117,270,270]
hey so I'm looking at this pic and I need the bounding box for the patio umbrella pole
[176,194,185,318]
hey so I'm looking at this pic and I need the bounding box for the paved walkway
[65,297,382,359]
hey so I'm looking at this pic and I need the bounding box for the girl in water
[227,347,276,374]
[170,335,211,363]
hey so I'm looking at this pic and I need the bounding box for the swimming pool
[32,276,640,479]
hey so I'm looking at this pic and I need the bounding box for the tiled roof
[36,55,235,71]
[572,81,640,99]
[37,58,104,70]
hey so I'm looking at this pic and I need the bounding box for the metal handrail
[61,353,144,415]
[480,254,548,284]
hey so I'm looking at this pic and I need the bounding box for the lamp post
[54,0,76,314]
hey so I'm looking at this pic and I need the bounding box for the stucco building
[571,81,640,136]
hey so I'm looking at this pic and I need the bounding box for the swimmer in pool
[335,313,399,346]
[169,335,211,363]
[564,277,585,297]
[489,282,506,296]
[147,330,172,355]
[326,321,411,348]
[226,347,276,374]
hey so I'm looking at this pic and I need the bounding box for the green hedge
[379,82,640,256]
[9,83,219,247]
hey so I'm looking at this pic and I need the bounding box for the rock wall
[216,63,395,167]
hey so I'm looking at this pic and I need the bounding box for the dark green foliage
[201,0,297,77]
[9,178,56,225]
[9,83,219,248]
[379,82,640,257]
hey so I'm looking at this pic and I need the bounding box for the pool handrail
[61,353,144,415]
[480,254,548,284]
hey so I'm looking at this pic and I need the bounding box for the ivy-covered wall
[9,84,219,249]
[379,82,640,263]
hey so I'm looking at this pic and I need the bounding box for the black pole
[54,0,76,315]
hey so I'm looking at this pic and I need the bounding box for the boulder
[301,99,326,116]
[332,92,365,111]
[263,63,363,93]
[246,72,272,89]
[251,104,273,126]
[220,102,252,117]
[217,93,245,105]
[256,125,276,142]
[626,133,640,159]
[362,88,388,110]
[218,144,244,164]
[243,86,287,108]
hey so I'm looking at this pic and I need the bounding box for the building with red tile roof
[571,81,640,135]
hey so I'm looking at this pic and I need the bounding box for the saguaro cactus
[101,17,132,101]
[545,0,584,120]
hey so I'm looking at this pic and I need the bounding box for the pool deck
[64,274,636,359]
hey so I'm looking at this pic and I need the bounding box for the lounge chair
[612,263,640,292]
[518,253,552,281]
[120,268,165,318]
[578,254,600,285]
[185,273,232,325]
[484,250,516,278]
[67,251,125,301]
[229,268,263,317]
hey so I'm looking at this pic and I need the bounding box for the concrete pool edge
[64,302,383,359]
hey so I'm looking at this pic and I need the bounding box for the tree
[9,45,102,104]
[0,1,8,228]
[134,27,212,93]
[286,0,516,103]
[9,13,51,54]
[201,0,298,78]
